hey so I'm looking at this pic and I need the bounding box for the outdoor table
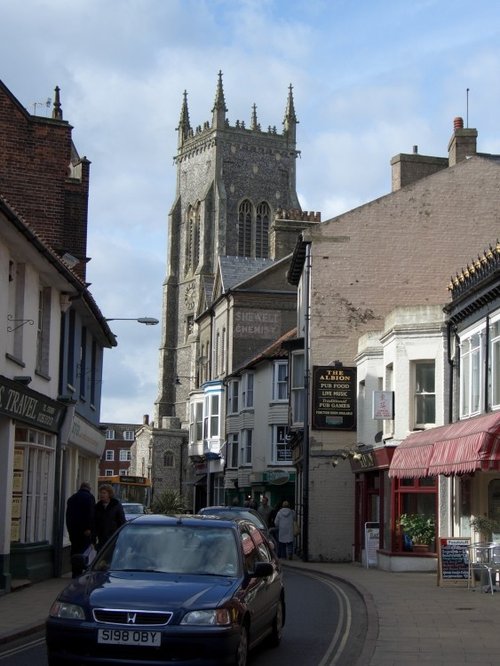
[467,542,500,594]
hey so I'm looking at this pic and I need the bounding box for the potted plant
[469,515,500,542]
[399,513,436,552]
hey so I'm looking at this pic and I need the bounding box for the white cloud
[2,0,500,421]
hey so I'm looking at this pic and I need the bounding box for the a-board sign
[437,537,470,587]
[365,522,379,568]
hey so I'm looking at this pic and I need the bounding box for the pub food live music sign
[312,366,356,430]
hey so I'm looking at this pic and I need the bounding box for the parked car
[198,505,278,550]
[121,502,147,521]
[46,514,285,666]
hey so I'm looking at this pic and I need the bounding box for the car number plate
[98,628,161,646]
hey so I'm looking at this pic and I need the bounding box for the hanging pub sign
[312,365,356,430]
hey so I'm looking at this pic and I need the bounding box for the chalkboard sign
[364,522,379,568]
[437,537,470,587]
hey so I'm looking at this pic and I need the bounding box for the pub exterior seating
[467,542,500,594]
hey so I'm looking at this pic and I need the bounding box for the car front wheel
[269,598,284,647]
[234,624,248,666]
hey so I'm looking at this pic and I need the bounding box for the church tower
[154,72,302,426]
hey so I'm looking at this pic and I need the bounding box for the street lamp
[105,317,159,325]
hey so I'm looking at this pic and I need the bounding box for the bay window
[460,326,483,417]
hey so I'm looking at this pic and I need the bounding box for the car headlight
[181,608,231,626]
[49,600,86,620]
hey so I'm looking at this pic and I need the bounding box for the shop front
[0,375,67,592]
[351,446,395,564]
[388,411,500,569]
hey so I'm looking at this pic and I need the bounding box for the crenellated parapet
[275,208,321,223]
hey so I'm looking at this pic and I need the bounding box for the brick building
[0,80,114,590]
[287,118,500,561]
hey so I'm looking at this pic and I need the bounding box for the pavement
[1,561,500,665]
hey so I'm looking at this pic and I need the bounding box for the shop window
[413,361,435,428]
[272,425,292,463]
[11,428,55,544]
[393,476,437,553]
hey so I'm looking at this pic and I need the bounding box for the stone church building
[151,73,317,505]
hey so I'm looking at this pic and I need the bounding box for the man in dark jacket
[94,483,126,550]
[66,482,95,577]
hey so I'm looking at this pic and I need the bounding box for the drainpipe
[302,243,311,562]
[484,313,490,412]
[53,401,76,577]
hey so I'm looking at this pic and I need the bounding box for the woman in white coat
[274,500,296,559]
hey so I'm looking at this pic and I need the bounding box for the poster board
[437,537,470,587]
[364,522,379,568]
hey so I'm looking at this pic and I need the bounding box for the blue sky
[2,0,499,422]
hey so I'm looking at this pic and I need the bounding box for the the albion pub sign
[312,365,356,430]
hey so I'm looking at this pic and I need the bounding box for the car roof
[198,506,267,525]
[124,513,243,529]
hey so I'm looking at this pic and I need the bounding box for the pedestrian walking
[274,500,296,560]
[94,483,126,550]
[257,495,272,526]
[66,482,95,577]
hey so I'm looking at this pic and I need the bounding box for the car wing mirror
[250,562,273,578]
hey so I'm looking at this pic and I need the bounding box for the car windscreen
[93,524,240,576]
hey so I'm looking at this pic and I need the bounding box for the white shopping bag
[83,544,96,565]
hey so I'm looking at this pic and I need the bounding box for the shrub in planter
[399,513,436,548]
[469,515,500,542]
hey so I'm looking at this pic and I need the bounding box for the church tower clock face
[184,283,196,310]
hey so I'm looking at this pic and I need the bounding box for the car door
[239,524,278,642]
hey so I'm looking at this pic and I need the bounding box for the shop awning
[388,432,435,479]
[389,412,500,478]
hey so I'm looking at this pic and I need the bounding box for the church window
[256,202,270,258]
[237,200,270,258]
[238,200,253,256]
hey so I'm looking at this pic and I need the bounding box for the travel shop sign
[312,366,356,430]
[0,375,65,433]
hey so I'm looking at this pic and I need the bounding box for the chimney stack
[448,116,477,166]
